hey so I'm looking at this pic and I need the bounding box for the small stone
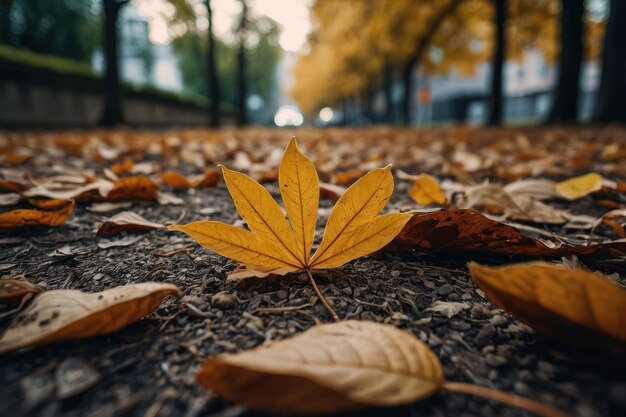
[461,292,472,300]
[276,290,288,300]
[437,283,454,296]
[471,304,493,319]
[474,325,496,346]
[391,270,401,278]
[447,293,461,301]
[450,320,471,331]
[37,281,48,290]
[211,291,237,309]
[341,287,353,296]
[537,360,557,375]
[514,381,529,395]
[484,354,507,367]
[56,358,100,399]
[490,314,508,326]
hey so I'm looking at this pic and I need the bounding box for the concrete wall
[0,59,232,128]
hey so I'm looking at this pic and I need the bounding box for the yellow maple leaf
[409,174,447,206]
[170,137,411,282]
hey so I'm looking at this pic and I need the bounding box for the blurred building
[412,50,600,125]
[92,5,183,93]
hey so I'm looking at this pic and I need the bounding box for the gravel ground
[1,128,626,417]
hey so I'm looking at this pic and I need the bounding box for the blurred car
[274,105,303,127]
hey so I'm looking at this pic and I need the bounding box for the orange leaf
[0,199,75,230]
[469,262,626,355]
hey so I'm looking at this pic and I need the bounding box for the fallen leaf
[0,200,75,230]
[97,235,145,249]
[386,209,626,257]
[469,262,626,355]
[319,182,345,201]
[0,278,43,306]
[99,176,159,201]
[555,173,604,200]
[170,138,411,276]
[457,182,566,224]
[24,179,114,200]
[0,282,179,354]
[0,193,20,206]
[110,158,134,175]
[425,301,470,318]
[161,171,192,189]
[87,201,133,213]
[197,320,444,413]
[162,169,221,189]
[408,174,447,206]
[156,191,184,205]
[96,211,165,236]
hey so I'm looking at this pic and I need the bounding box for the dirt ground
[1,127,626,417]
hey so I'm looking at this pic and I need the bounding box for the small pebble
[471,304,493,319]
[391,270,401,278]
[490,314,508,326]
[448,293,461,301]
[484,354,507,367]
[437,283,454,296]
[211,291,237,309]
[474,325,496,346]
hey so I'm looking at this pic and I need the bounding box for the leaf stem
[443,381,572,417]
[305,269,339,322]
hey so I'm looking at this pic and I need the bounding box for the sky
[134,0,312,52]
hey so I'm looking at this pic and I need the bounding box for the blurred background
[0,0,624,128]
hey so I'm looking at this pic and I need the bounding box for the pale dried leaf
[197,320,444,413]
[0,283,179,354]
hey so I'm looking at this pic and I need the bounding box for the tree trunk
[204,0,221,127]
[401,60,416,125]
[383,66,394,124]
[592,0,626,123]
[99,0,127,127]
[547,0,584,123]
[236,0,248,126]
[487,0,506,126]
[401,0,462,125]
[0,0,14,44]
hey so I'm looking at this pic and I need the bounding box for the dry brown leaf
[0,199,75,230]
[104,176,159,201]
[0,282,179,354]
[0,278,43,307]
[469,262,626,355]
[161,169,220,189]
[386,209,626,257]
[96,211,165,236]
[161,171,192,189]
[197,320,444,413]
[110,157,135,175]
[319,182,345,201]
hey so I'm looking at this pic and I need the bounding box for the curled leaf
[386,209,626,257]
[469,262,626,355]
[96,211,165,236]
[0,199,75,230]
[197,320,444,414]
[0,282,180,354]
[0,278,43,306]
